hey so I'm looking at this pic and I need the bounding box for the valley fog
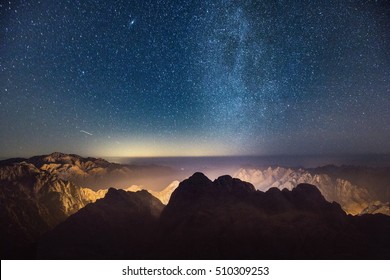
[107,154,390,191]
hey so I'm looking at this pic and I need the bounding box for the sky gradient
[1,0,389,157]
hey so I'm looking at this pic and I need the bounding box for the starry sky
[1,0,389,157]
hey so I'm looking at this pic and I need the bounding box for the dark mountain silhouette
[38,189,164,259]
[37,172,390,259]
[156,173,354,259]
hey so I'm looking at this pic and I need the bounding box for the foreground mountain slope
[0,162,100,258]
[38,173,390,259]
[38,189,164,259]
[0,158,178,259]
[157,173,356,259]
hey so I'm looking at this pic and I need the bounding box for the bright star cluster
[0,0,389,157]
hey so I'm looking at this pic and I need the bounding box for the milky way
[0,0,389,157]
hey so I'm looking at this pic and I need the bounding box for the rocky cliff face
[149,180,179,204]
[234,167,388,215]
[0,162,98,258]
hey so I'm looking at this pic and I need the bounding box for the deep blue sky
[1,0,389,157]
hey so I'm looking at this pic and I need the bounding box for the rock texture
[0,162,96,258]
[3,152,175,190]
[360,202,390,215]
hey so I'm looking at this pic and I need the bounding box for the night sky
[1,0,389,157]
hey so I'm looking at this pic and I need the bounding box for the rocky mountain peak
[214,175,256,194]
[293,183,324,199]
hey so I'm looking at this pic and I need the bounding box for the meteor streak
[80,130,93,136]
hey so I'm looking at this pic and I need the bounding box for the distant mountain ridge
[234,166,390,215]
[1,152,176,190]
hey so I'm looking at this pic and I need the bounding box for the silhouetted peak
[289,183,345,214]
[168,172,213,201]
[267,187,282,194]
[165,173,257,214]
[175,172,256,196]
[217,174,232,179]
[187,172,212,184]
[214,175,256,193]
[105,187,120,197]
[105,187,158,202]
[294,183,323,198]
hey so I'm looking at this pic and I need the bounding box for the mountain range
[0,153,177,258]
[1,152,177,190]
[1,153,390,259]
[38,173,390,259]
[235,166,390,215]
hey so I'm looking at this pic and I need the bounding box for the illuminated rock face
[234,167,389,215]
[2,152,175,190]
[0,162,97,258]
[0,162,178,257]
[360,202,390,216]
[147,180,180,205]
[80,180,179,206]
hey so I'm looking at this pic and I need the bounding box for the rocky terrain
[37,173,390,259]
[2,152,176,190]
[0,162,96,258]
[0,154,178,258]
[1,153,389,259]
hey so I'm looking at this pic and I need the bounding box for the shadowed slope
[38,189,164,259]
[34,173,390,259]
